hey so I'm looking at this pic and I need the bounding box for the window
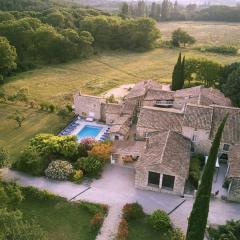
[162,174,175,191]
[115,135,119,140]
[144,132,149,138]
[192,134,197,142]
[223,144,230,152]
[148,171,160,187]
[191,142,195,153]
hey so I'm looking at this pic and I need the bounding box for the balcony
[155,100,174,108]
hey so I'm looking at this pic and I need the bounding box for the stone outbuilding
[135,131,191,195]
[73,93,105,120]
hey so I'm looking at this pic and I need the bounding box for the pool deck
[70,120,109,142]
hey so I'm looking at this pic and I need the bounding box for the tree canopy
[172,28,196,47]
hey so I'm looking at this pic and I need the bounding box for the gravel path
[96,204,123,240]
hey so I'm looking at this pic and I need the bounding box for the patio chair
[86,112,95,122]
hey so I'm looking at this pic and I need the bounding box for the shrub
[204,46,238,55]
[77,143,88,158]
[75,156,104,178]
[189,155,201,189]
[117,218,128,240]
[171,228,185,240]
[149,210,172,233]
[122,203,144,220]
[21,186,58,201]
[208,220,240,240]
[80,201,107,215]
[88,142,112,162]
[70,170,83,183]
[0,146,9,168]
[45,160,73,180]
[30,134,79,160]
[13,147,49,176]
[90,212,104,232]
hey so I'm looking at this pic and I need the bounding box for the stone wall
[228,178,240,202]
[105,113,120,125]
[74,94,105,120]
[135,165,186,195]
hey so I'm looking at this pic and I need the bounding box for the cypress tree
[186,114,228,240]
[172,52,182,91]
[180,55,185,89]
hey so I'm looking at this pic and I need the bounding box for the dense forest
[0,0,160,83]
[120,0,240,22]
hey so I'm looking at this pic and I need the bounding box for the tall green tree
[186,115,228,240]
[0,36,17,80]
[172,53,185,90]
[172,28,196,47]
[223,68,240,107]
[121,2,129,18]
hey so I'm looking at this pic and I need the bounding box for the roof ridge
[160,130,170,164]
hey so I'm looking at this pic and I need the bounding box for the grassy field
[0,103,68,161]
[2,48,239,104]
[158,21,240,47]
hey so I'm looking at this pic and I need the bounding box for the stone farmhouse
[74,80,240,201]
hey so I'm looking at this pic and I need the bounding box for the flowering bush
[90,213,104,232]
[149,210,172,233]
[122,202,144,220]
[45,160,73,180]
[89,142,112,162]
[117,218,128,240]
[171,228,185,240]
[80,138,97,150]
[70,170,83,183]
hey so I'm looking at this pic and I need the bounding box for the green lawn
[0,103,69,162]
[18,196,98,240]
[127,217,170,240]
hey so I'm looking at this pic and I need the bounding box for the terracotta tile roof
[110,116,130,136]
[137,107,184,133]
[200,88,232,107]
[174,86,202,99]
[174,86,232,107]
[144,89,174,101]
[136,131,191,179]
[112,140,145,155]
[210,105,240,144]
[228,144,240,177]
[121,100,136,115]
[183,104,213,130]
[125,80,162,99]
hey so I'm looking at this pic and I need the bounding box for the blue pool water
[77,125,103,140]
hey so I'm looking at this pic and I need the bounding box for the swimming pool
[76,125,103,141]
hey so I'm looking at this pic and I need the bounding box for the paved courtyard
[1,164,240,238]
